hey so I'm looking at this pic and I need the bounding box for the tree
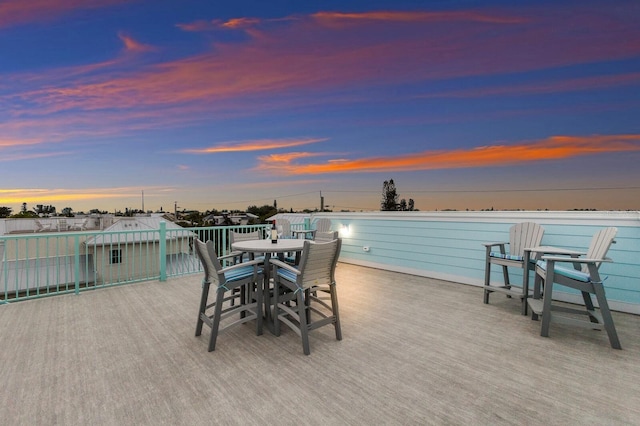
[381,179,399,211]
[0,206,12,218]
[408,199,415,211]
[34,204,56,217]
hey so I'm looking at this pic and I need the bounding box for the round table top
[231,238,306,253]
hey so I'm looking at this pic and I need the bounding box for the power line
[325,186,640,194]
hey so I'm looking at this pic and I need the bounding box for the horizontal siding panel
[324,211,640,314]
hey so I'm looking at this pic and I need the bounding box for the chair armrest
[218,252,241,261]
[527,246,586,256]
[270,258,301,275]
[219,258,262,274]
[482,242,508,248]
[542,255,613,264]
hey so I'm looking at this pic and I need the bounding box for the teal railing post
[74,235,81,295]
[159,221,167,281]
[304,217,310,229]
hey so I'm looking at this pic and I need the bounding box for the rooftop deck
[1,263,639,425]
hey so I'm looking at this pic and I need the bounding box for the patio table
[232,238,306,333]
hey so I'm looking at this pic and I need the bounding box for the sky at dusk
[1,0,639,214]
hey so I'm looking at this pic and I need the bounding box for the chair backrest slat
[194,239,221,285]
[584,227,617,272]
[510,222,544,257]
[230,230,261,244]
[297,239,341,289]
[314,218,332,233]
[278,219,292,239]
[314,231,338,242]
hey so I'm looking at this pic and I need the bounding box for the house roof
[85,217,194,245]
[266,213,310,225]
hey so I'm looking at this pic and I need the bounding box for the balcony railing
[0,223,269,303]
[2,212,639,314]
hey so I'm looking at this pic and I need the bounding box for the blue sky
[1,0,639,213]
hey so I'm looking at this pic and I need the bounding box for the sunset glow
[1,0,638,212]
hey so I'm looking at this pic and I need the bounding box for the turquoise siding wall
[312,211,640,314]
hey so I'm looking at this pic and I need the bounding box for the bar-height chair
[271,239,342,355]
[229,230,262,264]
[483,222,544,315]
[314,218,331,233]
[528,227,621,349]
[193,239,263,352]
[278,218,292,239]
[314,231,338,242]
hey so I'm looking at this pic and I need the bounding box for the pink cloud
[417,73,640,99]
[4,4,640,146]
[118,32,156,53]
[0,0,135,29]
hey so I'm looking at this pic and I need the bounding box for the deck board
[0,263,639,425]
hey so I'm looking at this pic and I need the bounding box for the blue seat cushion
[536,260,591,282]
[276,268,298,283]
[490,252,523,261]
[224,265,261,282]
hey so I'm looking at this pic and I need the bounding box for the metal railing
[0,223,269,304]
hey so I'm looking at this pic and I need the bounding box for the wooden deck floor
[1,263,639,425]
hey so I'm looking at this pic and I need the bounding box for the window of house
[110,249,122,264]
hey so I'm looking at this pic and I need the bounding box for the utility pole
[320,191,324,212]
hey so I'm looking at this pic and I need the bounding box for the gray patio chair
[314,231,338,242]
[194,239,263,352]
[229,230,263,264]
[483,222,544,315]
[528,227,621,349]
[278,218,292,239]
[271,238,342,355]
[314,218,332,233]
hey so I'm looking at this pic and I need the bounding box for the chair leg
[531,273,544,321]
[593,284,621,349]
[274,280,282,337]
[255,280,264,336]
[501,264,511,296]
[540,268,555,337]
[483,259,491,304]
[208,289,225,352]
[580,290,599,324]
[297,290,311,355]
[330,283,342,341]
[195,281,210,337]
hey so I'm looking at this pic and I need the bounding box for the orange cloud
[181,138,327,154]
[0,0,134,29]
[255,134,640,175]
